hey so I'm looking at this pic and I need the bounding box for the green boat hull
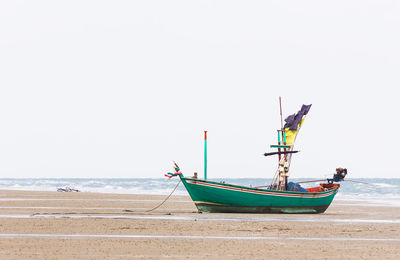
[180,177,339,214]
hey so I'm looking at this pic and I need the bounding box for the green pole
[204,130,207,180]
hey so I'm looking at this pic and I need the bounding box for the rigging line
[270,166,280,188]
[145,180,182,213]
[294,179,327,184]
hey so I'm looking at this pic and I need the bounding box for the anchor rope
[145,180,181,213]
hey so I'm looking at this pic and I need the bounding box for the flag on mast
[284,104,312,145]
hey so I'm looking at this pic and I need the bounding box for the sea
[0,178,399,206]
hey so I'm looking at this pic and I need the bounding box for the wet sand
[0,190,399,259]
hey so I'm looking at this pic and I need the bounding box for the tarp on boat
[287,182,308,192]
[284,104,312,145]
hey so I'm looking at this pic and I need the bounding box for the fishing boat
[166,99,347,214]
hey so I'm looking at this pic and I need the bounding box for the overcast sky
[1,1,399,179]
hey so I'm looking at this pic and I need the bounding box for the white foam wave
[0,178,399,199]
[372,183,398,188]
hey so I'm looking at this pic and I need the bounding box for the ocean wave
[372,183,398,188]
[0,178,399,200]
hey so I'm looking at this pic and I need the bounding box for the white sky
[1,1,399,178]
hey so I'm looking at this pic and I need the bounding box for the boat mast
[280,97,289,189]
[278,97,284,161]
[279,96,283,132]
[204,130,207,180]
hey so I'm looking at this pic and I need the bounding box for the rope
[145,180,181,213]
[270,166,279,188]
[32,179,183,216]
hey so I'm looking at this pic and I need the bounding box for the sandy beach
[0,190,399,259]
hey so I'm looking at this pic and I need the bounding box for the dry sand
[0,190,399,259]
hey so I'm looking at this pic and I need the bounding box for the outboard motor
[327,168,347,184]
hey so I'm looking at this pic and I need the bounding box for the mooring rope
[145,180,181,213]
[31,180,182,216]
